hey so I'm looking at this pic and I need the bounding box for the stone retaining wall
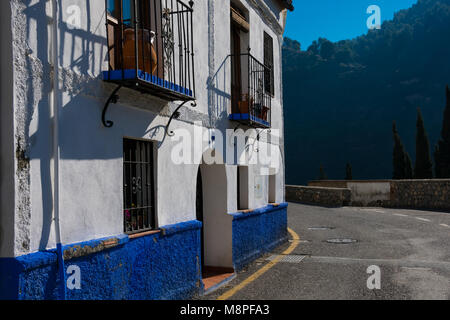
[300,179,450,211]
[286,185,351,207]
[390,179,450,211]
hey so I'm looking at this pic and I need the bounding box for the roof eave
[281,0,294,11]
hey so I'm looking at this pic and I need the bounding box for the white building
[0,0,293,299]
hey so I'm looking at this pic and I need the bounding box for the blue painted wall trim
[230,203,288,271]
[1,204,287,299]
[0,220,203,300]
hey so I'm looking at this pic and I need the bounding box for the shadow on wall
[23,0,164,250]
[207,55,232,131]
[23,0,54,251]
[207,1,231,132]
[58,0,105,77]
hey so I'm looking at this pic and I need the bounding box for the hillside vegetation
[283,0,450,184]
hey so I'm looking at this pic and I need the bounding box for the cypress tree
[392,121,408,179]
[345,163,353,180]
[435,85,450,178]
[434,145,442,178]
[405,152,413,179]
[319,164,327,180]
[414,107,433,179]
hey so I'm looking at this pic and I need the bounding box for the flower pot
[123,28,158,75]
[238,100,249,114]
[238,94,252,114]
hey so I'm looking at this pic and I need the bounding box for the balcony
[229,53,272,128]
[103,0,195,101]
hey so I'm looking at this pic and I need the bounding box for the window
[230,2,249,115]
[268,174,276,203]
[237,166,249,210]
[263,32,274,96]
[123,138,156,234]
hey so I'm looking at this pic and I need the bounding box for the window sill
[128,229,161,240]
[237,208,253,213]
[269,202,280,206]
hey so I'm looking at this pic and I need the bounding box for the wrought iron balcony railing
[103,0,195,101]
[229,53,272,128]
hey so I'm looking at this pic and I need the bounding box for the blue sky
[285,0,418,49]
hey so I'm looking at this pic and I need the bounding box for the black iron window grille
[104,0,196,101]
[123,138,156,234]
[229,53,272,128]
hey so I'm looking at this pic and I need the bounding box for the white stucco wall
[347,182,391,206]
[5,0,289,255]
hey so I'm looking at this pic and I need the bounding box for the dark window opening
[237,166,249,210]
[264,32,274,96]
[196,168,204,270]
[231,23,242,115]
[123,138,156,234]
[268,174,276,203]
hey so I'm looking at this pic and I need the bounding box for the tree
[319,164,327,180]
[405,152,413,179]
[318,38,335,60]
[284,38,301,52]
[307,40,319,55]
[435,85,450,178]
[345,163,353,180]
[414,107,433,179]
[392,121,411,179]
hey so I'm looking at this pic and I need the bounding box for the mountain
[282,0,450,185]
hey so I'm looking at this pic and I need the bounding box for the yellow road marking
[217,227,300,300]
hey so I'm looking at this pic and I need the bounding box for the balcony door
[231,24,242,114]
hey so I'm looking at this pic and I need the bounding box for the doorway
[196,168,204,271]
[196,163,235,291]
[231,23,242,114]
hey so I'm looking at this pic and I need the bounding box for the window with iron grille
[263,32,274,96]
[123,138,156,234]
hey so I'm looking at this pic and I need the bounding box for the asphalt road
[203,203,450,300]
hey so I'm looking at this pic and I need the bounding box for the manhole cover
[308,226,334,231]
[326,238,358,244]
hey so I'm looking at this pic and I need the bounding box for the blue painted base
[1,204,288,300]
[0,220,203,300]
[230,203,288,271]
